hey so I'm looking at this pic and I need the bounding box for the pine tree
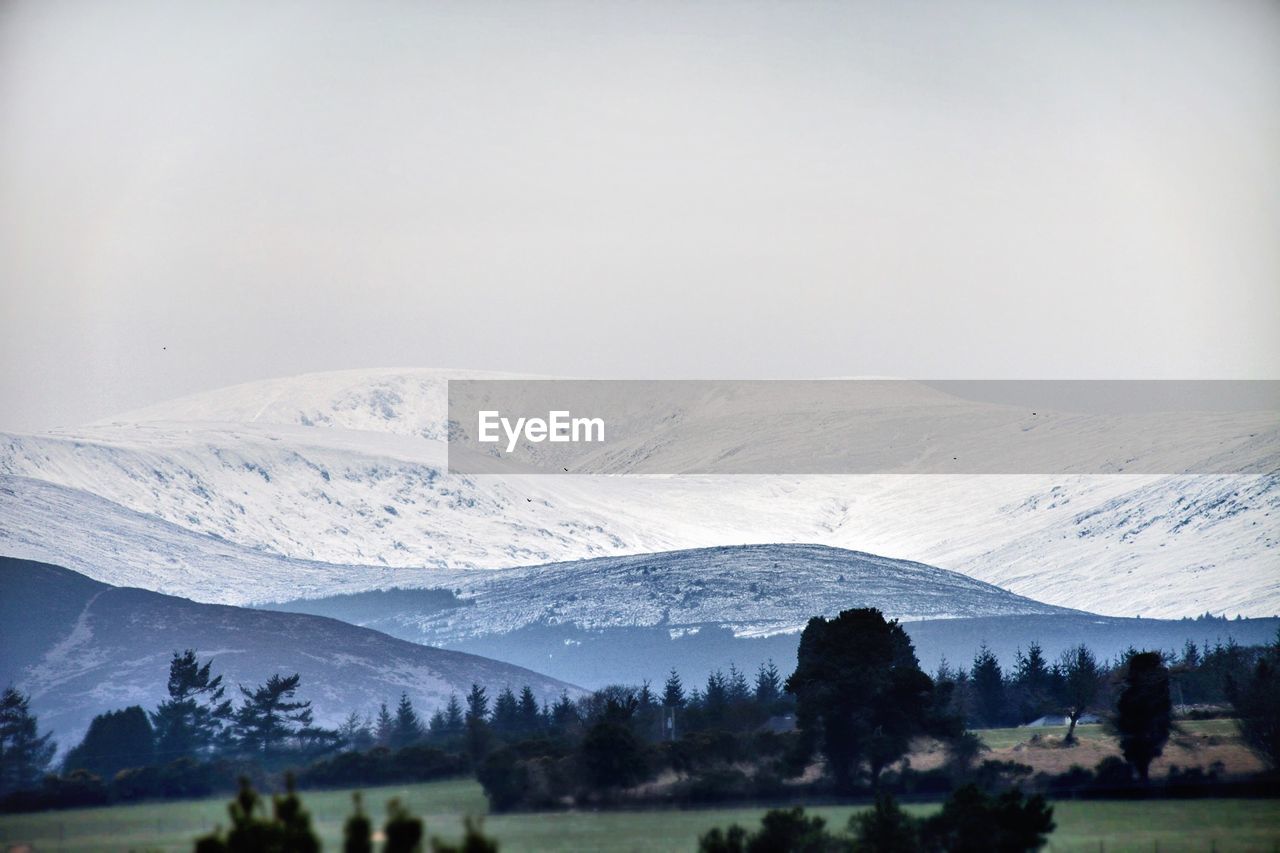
[517,686,541,734]
[444,694,465,733]
[970,645,1006,727]
[726,663,751,705]
[374,702,394,746]
[662,669,686,709]
[755,660,782,705]
[491,687,520,735]
[233,673,314,756]
[1012,643,1052,723]
[150,650,232,760]
[338,711,374,752]
[0,687,55,795]
[550,691,579,730]
[392,693,421,748]
[465,684,489,723]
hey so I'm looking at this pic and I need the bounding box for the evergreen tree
[726,663,751,705]
[392,693,422,748]
[0,686,55,795]
[233,674,314,756]
[517,686,541,735]
[550,691,579,730]
[491,687,520,736]
[465,684,492,764]
[703,670,728,726]
[971,645,1006,727]
[63,705,154,779]
[1012,643,1052,724]
[637,680,655,711]
[465,684,489,722]
[338,711,374,752]
[662,669,686,708]
[150,650,232,760]
[1115,651,1172,782]
[754,660,782,705]
[444,694,466,733]
[374,702,394,746]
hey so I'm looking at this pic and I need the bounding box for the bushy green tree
[194,775,319,853]
[850,792,919,852]
[920,784,1054,853]
[64,705,154,779]
[579,697,647,793]
[699,806,845,853]
[785,608,958,789]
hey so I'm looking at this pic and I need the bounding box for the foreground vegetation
[0,777,1276,852]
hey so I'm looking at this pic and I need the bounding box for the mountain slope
[0,557,580,746]
[0,369,1276,617]
[265,544,1080,643]
[259,546,1279,690]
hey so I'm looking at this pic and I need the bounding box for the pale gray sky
[1,0,1277,432]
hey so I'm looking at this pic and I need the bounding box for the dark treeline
[3,616,1278,817]
[941,634,1273,733]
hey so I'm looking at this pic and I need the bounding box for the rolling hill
[0,557,581,747]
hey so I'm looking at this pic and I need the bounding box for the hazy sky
[1,0,1277,432]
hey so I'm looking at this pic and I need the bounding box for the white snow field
[0,368,1276,618]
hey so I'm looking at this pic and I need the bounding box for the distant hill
[0,557,581,747]
[262,544,1280,689]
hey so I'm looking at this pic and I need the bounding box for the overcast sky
[1,0,1277,432]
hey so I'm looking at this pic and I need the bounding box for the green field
[1,777,1277,852]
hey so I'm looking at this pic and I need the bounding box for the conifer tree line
[2,619,1278,815]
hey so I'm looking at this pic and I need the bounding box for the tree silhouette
[1115,651,1172,782]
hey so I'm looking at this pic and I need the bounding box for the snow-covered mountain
[0,557,581,746]
[266,544,1080,643]
[0,369,1275,618]
[259,545,1280,691]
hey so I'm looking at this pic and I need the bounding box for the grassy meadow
[1,720,1274,852]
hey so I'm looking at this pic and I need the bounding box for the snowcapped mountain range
[0,368,1276,618]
